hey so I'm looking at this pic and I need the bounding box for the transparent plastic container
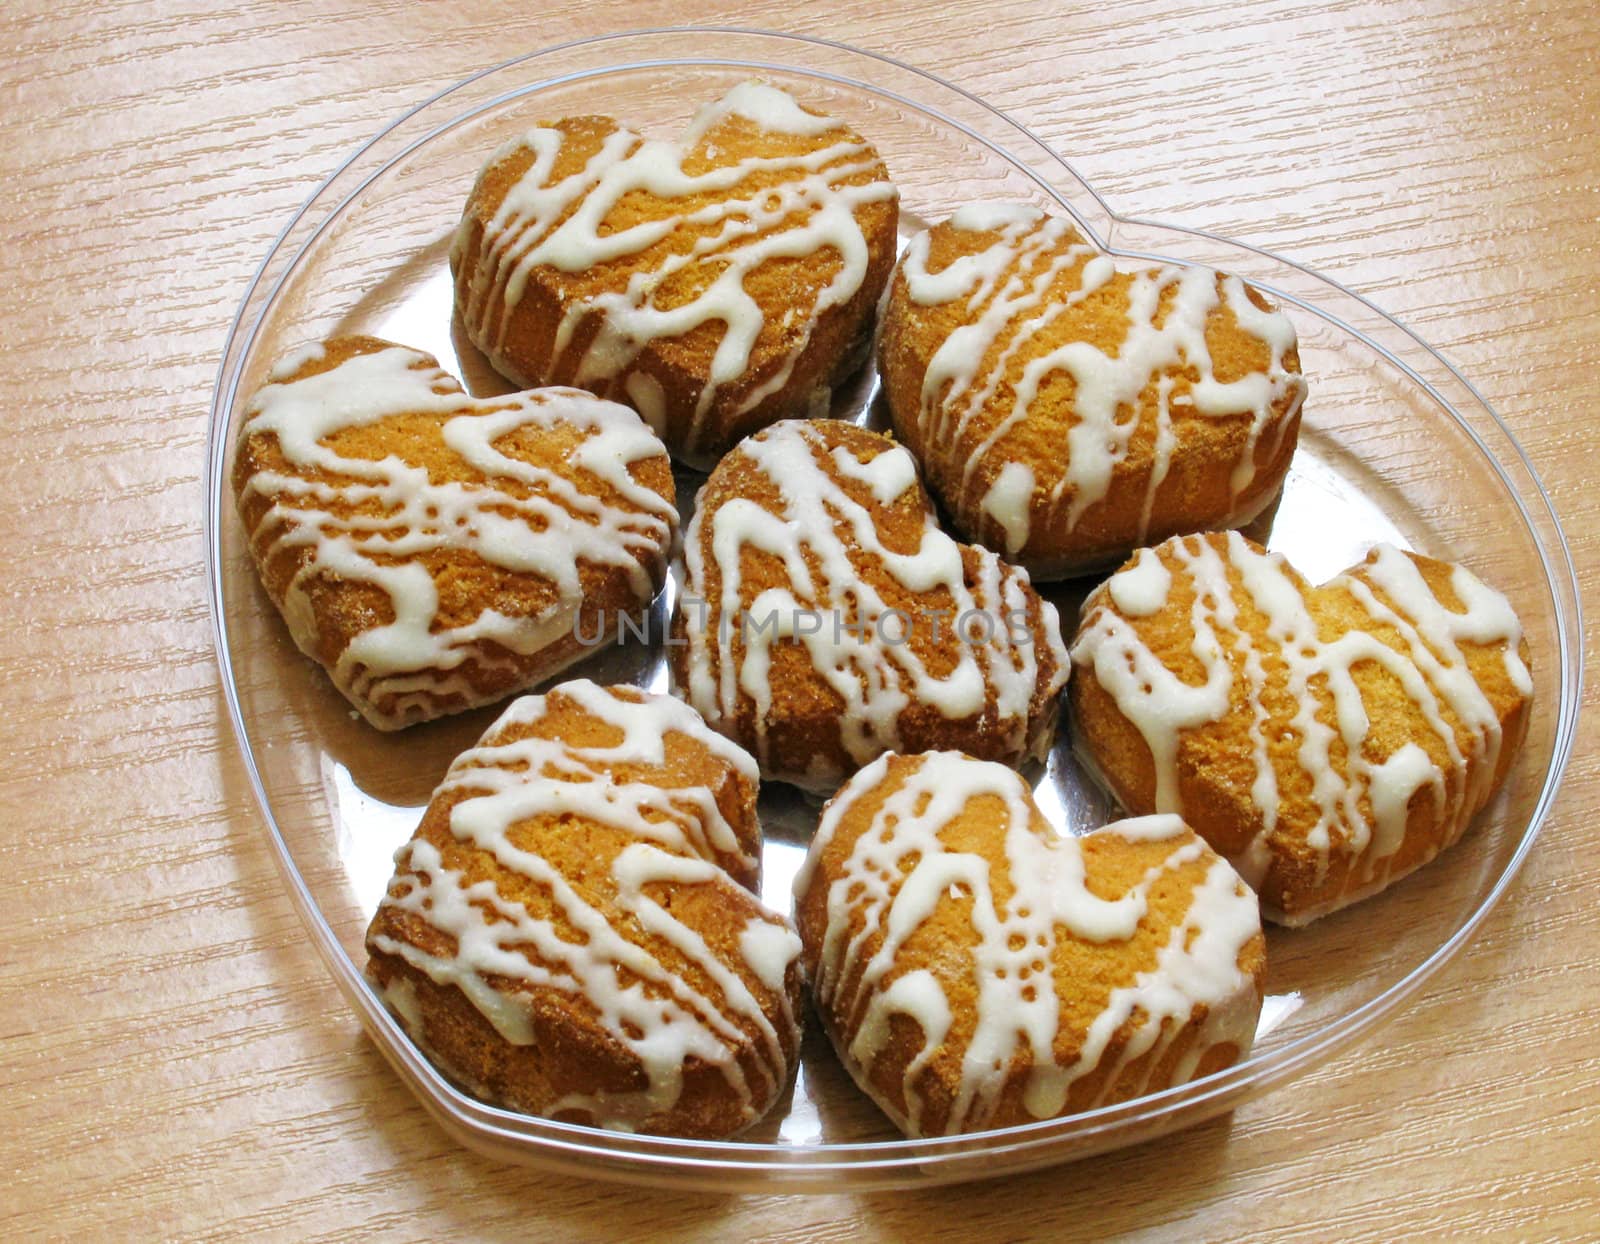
[204,28,1582,1191]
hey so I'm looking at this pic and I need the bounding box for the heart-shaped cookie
[1070,532,1533,924]
[232,336,676,729]
[669,418,1069,792]
[452,81,899,469]
[794,750,1265,1138]
[366,679,803,1139]
[879,205,1307,578]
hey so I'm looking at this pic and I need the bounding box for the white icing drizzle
[798,752,1261,1136]
[236,342,676,728]
[980,461,1035,556]
[950,202,1044,232]
[683,80,842,141]
[1071,532,1531,919]
[1106,546,1172,617]
[453,81,897,460]
[369,680,801,1132]
[896,208,1305,557]
[677,420,1069,789]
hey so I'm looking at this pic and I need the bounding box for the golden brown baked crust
[669,418,1068,792]
[794,750,1266,1138]
[1069,532,1534,924]
[451,82,899,469]
[879,207,1306,578]
[365,679,804,1138]
[232,335,676,729]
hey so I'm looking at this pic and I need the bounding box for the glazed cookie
[794,750,1265,1138]
[670,419,1068,792]
[1070,532,1533,924]
[365,679,804,1138]
[880,205,1306,577]
[452,81,899,468]
[232,336,677,729]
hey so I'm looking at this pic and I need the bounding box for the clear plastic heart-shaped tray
[205,28,1581,1191]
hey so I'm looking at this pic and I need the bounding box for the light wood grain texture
[1,0,1595,1239]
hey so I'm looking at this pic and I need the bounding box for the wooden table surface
[3,0,1595,1238]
